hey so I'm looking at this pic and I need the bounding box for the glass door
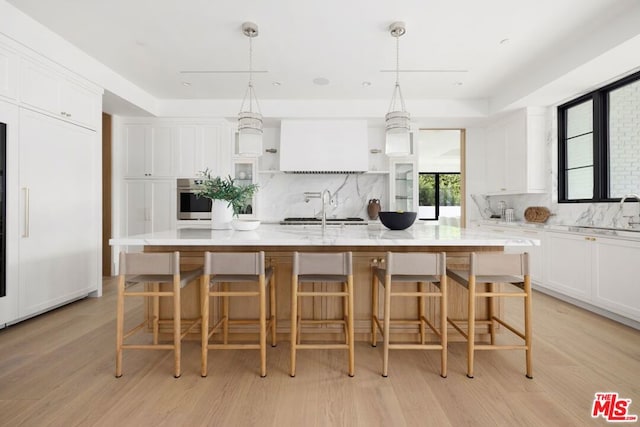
[390,159,417,212]
[0,123,5,297]
[232,157,257,217]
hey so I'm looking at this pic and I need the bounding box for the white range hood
[279,120,368,173]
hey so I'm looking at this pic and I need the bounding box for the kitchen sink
[280,217,366,225]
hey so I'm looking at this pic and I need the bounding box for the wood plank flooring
[0,277,638,426]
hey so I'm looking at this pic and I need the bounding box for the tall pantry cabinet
[0,36,103,326]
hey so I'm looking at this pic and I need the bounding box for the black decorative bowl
[378,211,417,230]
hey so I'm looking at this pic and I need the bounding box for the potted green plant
[196,169,258,229]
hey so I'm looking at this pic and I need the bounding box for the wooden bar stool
[447,252,533,379]
[115,251,201,378]
[200,251,276,378]
[371,252,447,377]
[290,252,354,377]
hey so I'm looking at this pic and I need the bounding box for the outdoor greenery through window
[418,173,461,220]
[558,70,640,202]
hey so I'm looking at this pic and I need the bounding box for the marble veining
[110,223,539,247]
[256,173,388,222]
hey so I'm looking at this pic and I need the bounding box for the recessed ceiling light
[499,38,510,45]
[453,81,463,86]
[182,81,192,87]
[272,81,281,86]
[312,77,330,86]
[362,81,372,87]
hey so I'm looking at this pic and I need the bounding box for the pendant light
[385,21,411,156]
[238,21,263,156]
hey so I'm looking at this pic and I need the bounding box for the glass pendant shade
[238,111,263,156]
[385,111,411,156]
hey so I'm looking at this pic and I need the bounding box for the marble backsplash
[256,173,388,222]
[471,193,633,229]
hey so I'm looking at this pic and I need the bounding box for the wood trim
[102,113,112,275]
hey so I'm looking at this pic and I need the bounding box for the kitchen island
[110,223,539,341]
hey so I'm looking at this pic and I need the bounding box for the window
[558,70,640,202]
[418,173,461,220]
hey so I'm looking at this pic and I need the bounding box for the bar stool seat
[200,251,276,378]
[371,252,448,377]
[446,252,533,379]
[290,252,354,377]
[115,251,202,378]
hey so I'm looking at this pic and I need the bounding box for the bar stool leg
[269,269,277,347]
[259,275,267,377]
[419,282,426,345]
[152,283,160,345]
[382,274,392,377]
[440,276,448,378]
[347,275,355,377]
[524,277,533,379]
[173,276,181,379]
[467,276,476,379]
[488,282,496,345]
[201,274,210,377]
[290,276,298,377]
[115,275,125,378]
[371,271,379,347]
[222,282,229,345]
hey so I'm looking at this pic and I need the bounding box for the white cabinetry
[19,58,99,130]
[485,107,546,195]
[389,158,417,212]
[18,109,100,319]
[0,42,18,101]
[175,125,232,178]
[545,231,640,323]
[123,125,174,178]
[544,231,592,301]
[124,180,175,236]
[592,237,640,322]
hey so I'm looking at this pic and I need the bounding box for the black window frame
[418,172,461,221]
[558,69,640,203]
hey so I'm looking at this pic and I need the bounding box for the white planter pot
[211,200,233,229]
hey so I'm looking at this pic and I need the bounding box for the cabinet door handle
[23,187,30,237]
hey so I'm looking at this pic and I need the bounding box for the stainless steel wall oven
[177,178,212,220]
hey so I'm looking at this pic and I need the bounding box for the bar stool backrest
[386,252,446,276]
[204,252,265,275]
[119,252,180,276]
[470,252,530,276]
[293,252,352,276]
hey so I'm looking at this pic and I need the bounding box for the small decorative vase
[367,199,381,220]
[211,200,233,229]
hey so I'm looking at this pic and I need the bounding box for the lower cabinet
[124,179,175,237]
[17,109,100,319]
[544,231,640,323]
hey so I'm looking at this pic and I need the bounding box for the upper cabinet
[19,58,100,130]
[389,157,418,212]
[175,124,232,178]
[0,42,18,101]
[485,108,546,195]
[123,125,174,178]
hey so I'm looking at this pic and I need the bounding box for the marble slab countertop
[478,219,640,240]
[110,223,540,247]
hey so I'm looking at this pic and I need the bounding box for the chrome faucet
[303,189,333,230]
[619,194,640,228]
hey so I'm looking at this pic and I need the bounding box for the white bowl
[231,219,261,231]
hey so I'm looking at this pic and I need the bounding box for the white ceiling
[6,0,640,113]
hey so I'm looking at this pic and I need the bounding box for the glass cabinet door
[390,159,417,212]
[232,157,257,217]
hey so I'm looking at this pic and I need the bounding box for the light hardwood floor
[0,277,638,426]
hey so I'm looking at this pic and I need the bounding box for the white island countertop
[109,223,540,248]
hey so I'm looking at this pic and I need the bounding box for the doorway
[417,129,465,227]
